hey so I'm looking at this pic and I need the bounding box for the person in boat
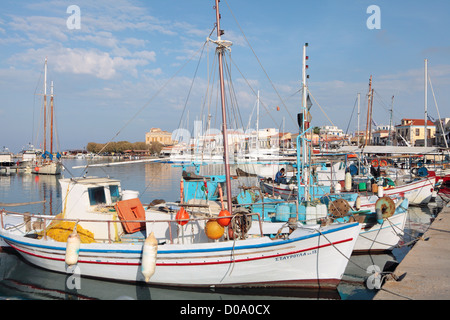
[275,168,287,184]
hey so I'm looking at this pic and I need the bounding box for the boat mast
[364,76,372,147]
[357,93,360,148]
[301,43,309,201]
[256,90,260,153]
[424,59,428,147]
[43,58,48,154]
[50,81,54,155]
[387,95,394,146]
[214,0,233,213]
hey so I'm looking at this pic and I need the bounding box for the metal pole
[424,59,428,147]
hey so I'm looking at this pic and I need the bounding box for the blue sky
[0,0,449,153]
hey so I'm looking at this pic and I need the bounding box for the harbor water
[0,159,443,300]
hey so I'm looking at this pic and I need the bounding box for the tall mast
[43,58,48,153]
[50,81,54,155]
[357,93,360,147]
[301,43,309,201]
[368,88,374,145]
[424,59,428,147]
[214,0,233,213]
[387,95,394,146]
[364,76,372,146]
[256,90,260,152]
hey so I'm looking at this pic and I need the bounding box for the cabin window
[88,187,106,206]
[110,185,120,203]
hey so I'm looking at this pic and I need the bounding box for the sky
[0,0,449,153]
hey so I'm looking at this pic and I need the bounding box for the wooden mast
[214,0,233,213]
[368,88,374,145]
[364,76,372,146]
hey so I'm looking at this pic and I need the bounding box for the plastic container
[122,190,139,200]
[275,204,292,222]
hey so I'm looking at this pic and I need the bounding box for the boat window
[88,187,106,206]
[110,185,121,203]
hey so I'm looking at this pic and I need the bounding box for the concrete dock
[374,204,450,300]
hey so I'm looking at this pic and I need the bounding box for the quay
[374,204,450,300]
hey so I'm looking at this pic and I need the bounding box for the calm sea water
[0,159,442,300]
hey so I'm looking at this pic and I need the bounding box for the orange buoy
[175,207,189,226]
[380,160,388,167]
[205,220,224,240]
[218,210,231,227]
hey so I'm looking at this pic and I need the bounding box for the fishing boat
[0,176,361,289]
[32,59,63,176]
[0,1,361,290]
[180,41,408,254]
[437,175,450,203]
[0,147,15,175]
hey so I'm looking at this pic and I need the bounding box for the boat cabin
[59,177,132,242]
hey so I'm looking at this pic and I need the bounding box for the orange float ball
[217,210,231,227]
[205,220,224,240]
[175,207,189,226]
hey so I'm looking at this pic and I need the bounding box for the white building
[319,126,344,137]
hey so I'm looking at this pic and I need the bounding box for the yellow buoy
[141,232,158,283]
[205,220,224,240]
[65,230,81,266]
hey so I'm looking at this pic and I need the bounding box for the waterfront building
[145,128,174,146]
[395,119,435,147]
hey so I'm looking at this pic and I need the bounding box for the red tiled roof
[399,119,434,126]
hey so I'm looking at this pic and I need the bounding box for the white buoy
[141,232,158,283]
[335,183,342,194]
[355,196,361,211]
[65,229,81,266]
[345,172,352,192]
[377,181,384,198]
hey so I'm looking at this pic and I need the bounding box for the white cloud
[8,15,68,44]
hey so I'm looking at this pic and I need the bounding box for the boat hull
[32,162,62,175]
[353,210,408,253]
[383,177,436,206]
[0,223,361,289]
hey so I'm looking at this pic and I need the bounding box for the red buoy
[175,207,189,226]
[217,210,231,227]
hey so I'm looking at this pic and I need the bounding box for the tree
[148,142,163,155]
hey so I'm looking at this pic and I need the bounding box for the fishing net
[42,222,95,243]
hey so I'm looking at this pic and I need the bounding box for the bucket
[372,183,378,193]
[122,190,140,200]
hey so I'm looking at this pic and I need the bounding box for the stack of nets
[43,221,95,244]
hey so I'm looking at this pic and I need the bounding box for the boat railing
[0,209,264,244]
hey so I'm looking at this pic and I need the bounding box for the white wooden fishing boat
[0,176,361,289]
[381,176,436,206]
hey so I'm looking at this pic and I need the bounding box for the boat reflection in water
[0,251,340,300]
